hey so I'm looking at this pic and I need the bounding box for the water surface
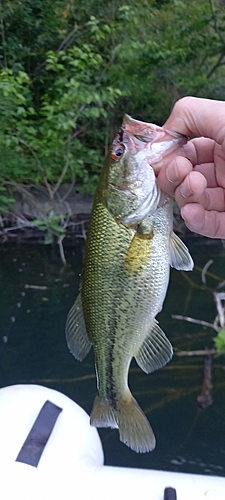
[0,238,225,475]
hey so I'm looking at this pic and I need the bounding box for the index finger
[181,203,225,239]
[184,137,215,166]
[163,97,225,148]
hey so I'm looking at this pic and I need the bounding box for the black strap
[164,487,177,500]
[16,400,62,467]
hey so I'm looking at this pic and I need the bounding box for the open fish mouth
[122,114,188,148]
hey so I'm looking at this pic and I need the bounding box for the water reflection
[0,238,225,474]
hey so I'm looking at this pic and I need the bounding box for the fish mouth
[122,114,188,147]
[164,129,187,146]
[122,114,157,139]
[165,129,186,140]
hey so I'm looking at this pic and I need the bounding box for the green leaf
[44,233,53,245]
[213,330,225,354]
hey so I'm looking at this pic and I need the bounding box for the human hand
[157,96,225,238]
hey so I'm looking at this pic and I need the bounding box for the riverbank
[1,185,93,244]
[0,184,206,245]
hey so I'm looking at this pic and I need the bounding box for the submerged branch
[24,285,49,290]
[58,235,67,267]
[197,353,213,409]
[195,264,225,283]
[171,314,219,332]
[180,271,200,288]
[213,292,225,329]
[202,259,214,284]
[175,349,217,357]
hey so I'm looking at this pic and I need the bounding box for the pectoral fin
[135,320,173,374]
[125,230,153,273]
[65,293,92,361]
[169,231,194,271]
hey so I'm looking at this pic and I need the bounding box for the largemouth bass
[66,115,194,453]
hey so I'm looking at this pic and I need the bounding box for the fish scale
[66,114,194,453]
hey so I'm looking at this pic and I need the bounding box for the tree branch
[207,51,225,79]
[175,349,216,356]
[18,139,54,201]
[171,314,220,332]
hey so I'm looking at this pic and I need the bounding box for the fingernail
[166,163,179,183]
[180,179,193,199]
[180,187,189,199]
[181,207,186,220]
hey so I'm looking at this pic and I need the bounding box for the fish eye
[134,135,153,143]
[111,144,125,161]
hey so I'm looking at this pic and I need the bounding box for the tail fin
[90,394,119,429]
[90,392,156,453]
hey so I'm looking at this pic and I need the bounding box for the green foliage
[214,330,225,354]
[0,40,122,189]
[33,214,66,244]
[0,186,14,211]
[0,0,225,195]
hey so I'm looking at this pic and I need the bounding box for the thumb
[163,97,225,147]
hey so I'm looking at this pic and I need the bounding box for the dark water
[0,238,225,476]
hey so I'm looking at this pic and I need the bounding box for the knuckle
[173,96,195,113]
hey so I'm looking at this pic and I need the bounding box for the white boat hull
[0,384,223,500]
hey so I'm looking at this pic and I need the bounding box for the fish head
[106,115,187,226]
[122,114,187,167]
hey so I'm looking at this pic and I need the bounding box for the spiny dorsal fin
[169,231,194,271]
[65,293,92,361]
[135,320,173,374]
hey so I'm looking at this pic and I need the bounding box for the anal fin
[135,320,173,374]
[65,293,92,361]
